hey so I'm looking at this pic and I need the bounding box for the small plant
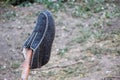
[72,5,90,17]
[3,0,65,12]
[35,0,65,11]
[19,1,32,7]
[87,46,103,55]
[73,27,92,43]
[93,30,107,41]
[47,71,55,76]
[93,4,104,13]
[87,45,114,55]
[117,49,120,55]
[11,62,20,69]
[3,11,16,20]
[63,67,75,74]
[62,65,87,78]
[114,6,120,17]
[57,47,68,57]
[72,0,105,17]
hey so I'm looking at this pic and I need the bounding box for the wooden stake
[21,49,33,80]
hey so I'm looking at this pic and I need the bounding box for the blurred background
[0,0,120,80]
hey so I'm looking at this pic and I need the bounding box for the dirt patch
[103,17,120,33]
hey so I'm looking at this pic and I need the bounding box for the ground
[0,2,120,80]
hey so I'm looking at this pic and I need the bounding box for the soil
[0,3,120,80]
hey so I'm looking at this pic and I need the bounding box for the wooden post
[21,49,33,80]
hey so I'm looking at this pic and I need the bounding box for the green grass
[93,30,107,41]
[61,64,88,79]
[87,46,104,55]
[2,10,16,20]
[87,43,120,56]
[47,71,56,77]
[71,0,105,17]
[57,47,69,57]
[72,27,106,44]
[73,27,92,43]
[19,1,32,7]
[11,62,20,69]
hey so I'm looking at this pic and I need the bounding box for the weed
[57,47,68,57]
[87,46,103,55]
[93,22,100,27]
[93,4,105,13]
[72,0,105,17]
[76,24,84,27]
[117,49,120,55]
[47,71,55,76]
[11,62,20,69]
[62,65,87,78]
[96,68,101,71]
[74,37,86,43]
[93,30,107,41]
[3,11,16,20]
[114,7,120,17]
[73,27,92,43]
[62,67,77,78]
[85,0,105,7]
[3,0,65,12]
[0,65,7,70]
[86,45,119,56]
[72,5,90,17]
[106,21,112,26]
[59,76,66,80]
[35,0,65,12]
[63,67,75,74]
[19,1,32,7]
